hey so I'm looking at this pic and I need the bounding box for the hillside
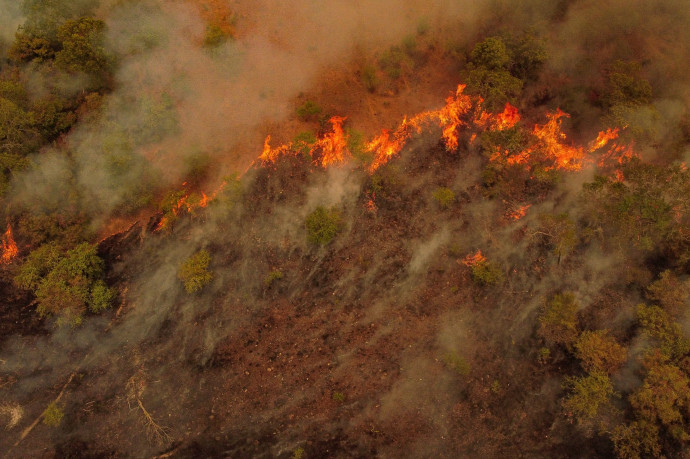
[1,1,690,457]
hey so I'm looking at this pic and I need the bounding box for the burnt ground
[0,137,613,458]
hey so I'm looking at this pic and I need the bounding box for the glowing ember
[463,249,486,267]
[508,204,532,220]
[1,224,18,264]
[311,116,350,167]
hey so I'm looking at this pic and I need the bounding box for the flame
[367,84,473,172]
[463,249,486,267]
[508,204,532,220]
[1,224,18,264]
[588,128,619,152]
[531,109,585,171]
[494,103,520,130]
[259,135,291,166]
[311,116,350,167]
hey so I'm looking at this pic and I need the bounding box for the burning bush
[177,249,213,294]
[305,206,342,246]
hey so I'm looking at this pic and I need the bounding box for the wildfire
[154,180,224,231]
[1,224,18,264]
[367,84,473,172]
[532,109,585,171]
[588,128,619,152]
[463,249,486,267]
[494,103,520,130]
[311,116,350,167]
[259,135,291,166]
[508,204,532,221]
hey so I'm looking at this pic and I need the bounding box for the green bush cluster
[432,186,455,209]
[15,242,115,326]
[177,249,214,294]
[305,206,342,246]
[470,259,504,286]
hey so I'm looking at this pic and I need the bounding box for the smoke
[2,0,690,456]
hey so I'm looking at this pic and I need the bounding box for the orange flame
[367,84,473,172]
[311,116,350,167]
[259,135,292,166]
[463,249,486,267]
[588,128,619,152]
[495,103,520,130]
[1,224,18,264]
[532,109,585,171]
[508,204,532,220]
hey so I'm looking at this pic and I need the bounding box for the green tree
[535,213,577,263]
[538,292,579,347]
[55,17,110,77]
[464,36,523,112]
[508,31,548,81]
[646,270,688,317]
[15,242,114,325]
[611,420,661,459]
[177,249,213,293]
[432,186,455,209]
[630,360,690,437]
[574,330,627,374]
[562,370,617,422]
[305,206,342,246]
[637,304,690,360]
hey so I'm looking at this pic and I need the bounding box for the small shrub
[203,24,229,48]
[433,187,455,209]
[305,206,342,246]
[537,346,551,364]
[332,392,346,403]
[292,447,305,459]
[264,270,283,288]
[42,402,64,427]
[470,260,504,286]
[296,100,322,121]
[443,351,470,376]
[178,249,213,293]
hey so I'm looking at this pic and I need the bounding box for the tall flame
[494,103,520,130]
[588,128,619,152]
[532,109,585,171]
[311,116,350,167]
[1,224,18,264]
[367,84,473,172]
